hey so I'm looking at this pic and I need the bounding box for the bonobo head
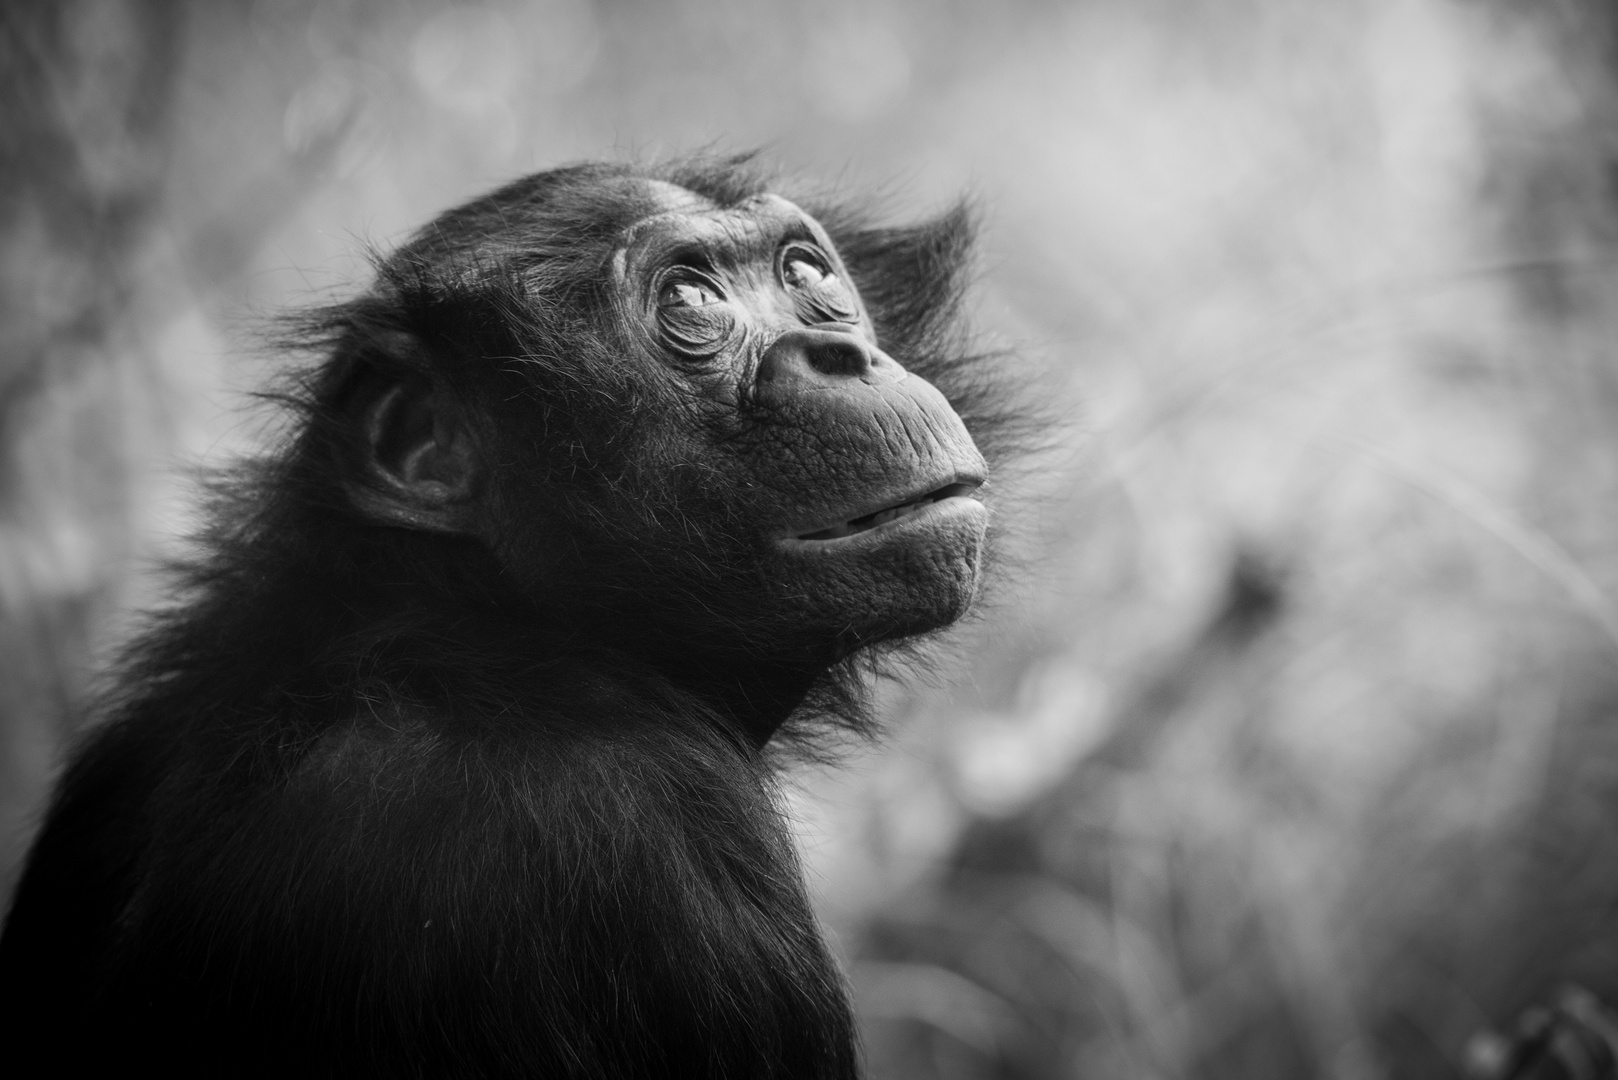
[297,158,993,734]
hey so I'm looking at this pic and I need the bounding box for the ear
[347,375,479,534]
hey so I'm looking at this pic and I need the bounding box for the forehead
[613,181,834,275]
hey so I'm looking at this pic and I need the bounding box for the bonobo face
[610,181,989,650]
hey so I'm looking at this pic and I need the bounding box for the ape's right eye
[657,279,721,308]
[654,271,734,358]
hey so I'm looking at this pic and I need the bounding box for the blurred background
[6,0,1618,1076]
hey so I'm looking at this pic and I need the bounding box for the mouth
[793,481,981,541]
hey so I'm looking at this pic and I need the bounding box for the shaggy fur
[0,155,1013,1078]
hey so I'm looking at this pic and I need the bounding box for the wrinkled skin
[478,182,989,684]
[0,164,996,1078]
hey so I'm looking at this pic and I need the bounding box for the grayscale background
[5,1,1618,1076]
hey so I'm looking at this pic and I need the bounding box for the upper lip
[788,473,985,541]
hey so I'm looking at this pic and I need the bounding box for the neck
[305,534,833,746]
[672,658,825,748]
[355,584,827,748]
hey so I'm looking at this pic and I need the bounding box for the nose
[753,328,903,394]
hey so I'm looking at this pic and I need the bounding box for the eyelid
[779,243,832,279]
[652,263,725,305]
[662,242,717,272]
[780,243,858,321]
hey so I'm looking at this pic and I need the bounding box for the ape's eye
[781,246,857,321]
[658,279,721,308]
[783,257,830,289]
[654,271,734,358]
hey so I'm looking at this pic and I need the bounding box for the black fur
[0,155,1009,1077]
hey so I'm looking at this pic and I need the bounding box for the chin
[776,502,989,646]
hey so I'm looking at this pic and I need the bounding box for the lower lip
[775,496,988,554]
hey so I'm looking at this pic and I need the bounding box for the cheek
[658,306,739,359]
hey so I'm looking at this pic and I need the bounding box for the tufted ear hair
[340,333,479,535]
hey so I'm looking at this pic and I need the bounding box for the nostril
[754,328,902,399]
[802,335,873,378]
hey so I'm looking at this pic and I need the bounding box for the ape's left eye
[658,279,721,308]
[781,247,857,320]
[783,257,830,289]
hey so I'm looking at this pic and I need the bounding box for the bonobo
[0,157,1001,1077]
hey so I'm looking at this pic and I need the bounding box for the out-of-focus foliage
[5,1,1618,1077]
[0,0,183,892]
